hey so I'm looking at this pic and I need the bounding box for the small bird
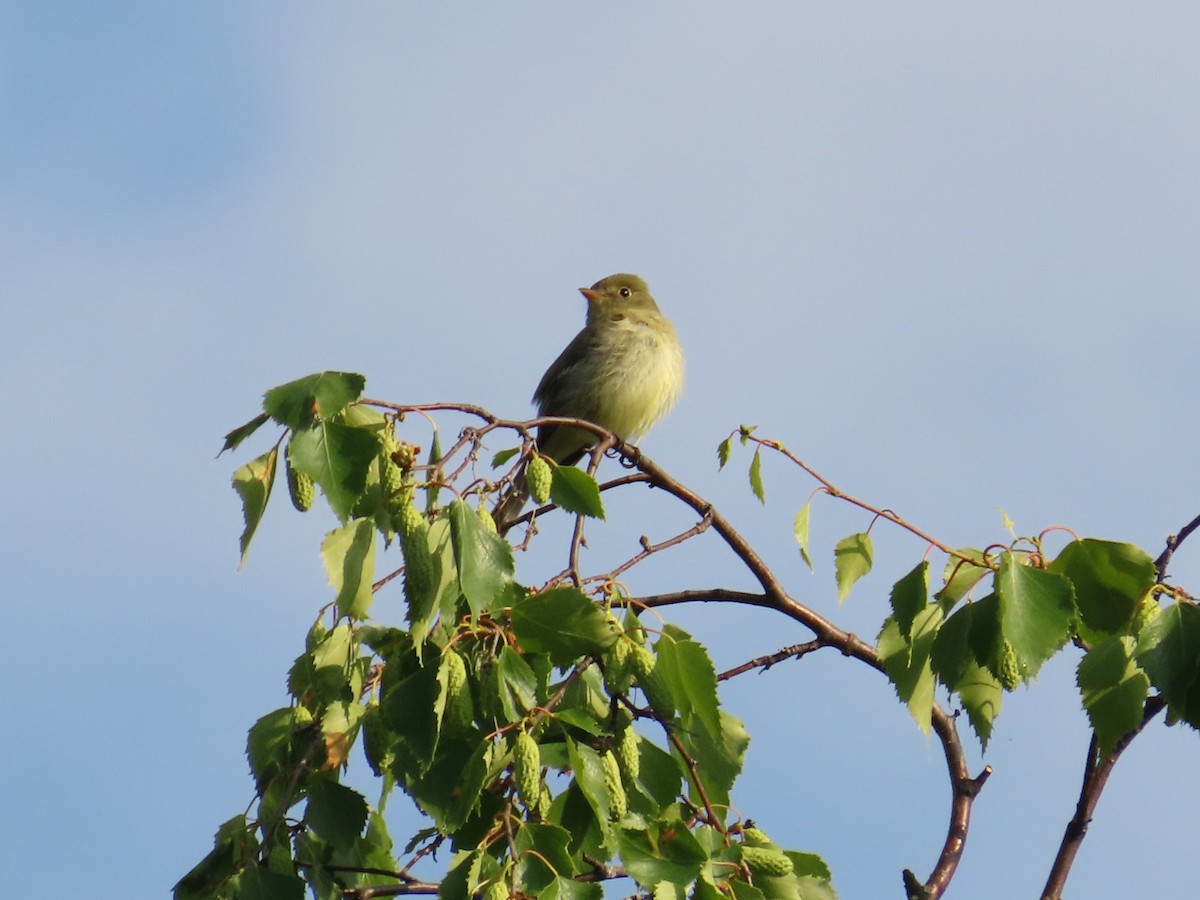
[496,273,684,528]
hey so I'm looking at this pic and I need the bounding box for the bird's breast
[591,316,684,442]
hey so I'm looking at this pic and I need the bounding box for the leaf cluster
[875,542,1179,754]
[718,427,1199,759]
[184,375,833,900]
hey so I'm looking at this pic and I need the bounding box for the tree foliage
[182,372,1200,900]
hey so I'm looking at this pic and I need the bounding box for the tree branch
[922,715,991,898]
[1040,696,1167,899]
[1154,510,1200,581]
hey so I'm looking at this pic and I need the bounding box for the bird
[495,273,684,529]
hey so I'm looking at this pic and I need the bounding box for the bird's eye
[619,287,631,298]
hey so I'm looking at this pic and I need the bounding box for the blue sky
[3,4,1198,897]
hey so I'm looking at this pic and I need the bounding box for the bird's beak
[579,287,601,303]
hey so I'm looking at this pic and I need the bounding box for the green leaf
[549,466,605,519]
[260,818,294,877]
[796,879,838,900]
[717,436,733,470]
[1137,602,1200,728]
[634,645,677,720]
[736,861,802,900]
[1077,637,1150,754]
[538,878,604,900]
[728,880,765,900]
[496,644,540,721]
[236,866,305,900]
[305,776,368,849]
[339,812,400,889]
[1048,539,1156,635]
[221,412,271,455]
[566,739,617,831]
[995,552,1076,680]
[748,447,766,504]
[320,699,366,770]
[382,662,440,777]
[510,586,619,666]
[364,809,394,853]
[320,519,376,619]
[632,739,683,815]
[289,422,379,521]
[655,638,721,739]
[448,499,515,617]
[696,822,733,851]
[787,851,831,881]
[310,623,358,703]
[929,613,970,692]
[617,817,708,889]
[834,532,873,604]
[492,446,521,468]
[694,877,733,900]
[339,403,388,431]
[673,710,750,813]
[793,503,813,571]
[262,371,366,430]
[695,831,738,892]
[432,847,476,900]
[425,430,443,510]
[653,879,689,900]
[957,660,1003,750]
[358,625,411,658]
[231,448,278,567]
[290,832,336,898]
[553,707,604,736]
[890,561,930,640]
[878,604,943,735]
[434,649,468,733]
[935,548,990,606]
[406,737,497,832]
[514,823,576,893]
[245,708,320,793]
[552,781,606,861]
[174,815,254,900]
[788,852,837,900]
[361,704,393,778]
[404,520,443,658]
[930,595,999,692]
[431,516,466,625]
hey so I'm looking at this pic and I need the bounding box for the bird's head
[580,273,660,323]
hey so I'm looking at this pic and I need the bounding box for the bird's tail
[493,473,530,535]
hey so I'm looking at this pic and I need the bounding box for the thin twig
[717,640,822,681]
[748,435,978,565]
[595,512,714,585]
[343,881,443,898]
[665,727,725,833]
[294,861,415,882]
[566,442,611,586]
[1154,511,1200,581]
